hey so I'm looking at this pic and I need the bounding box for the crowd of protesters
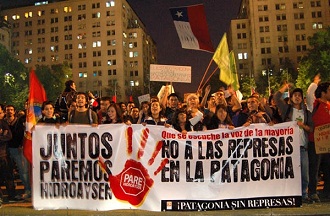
[0,77,329,206]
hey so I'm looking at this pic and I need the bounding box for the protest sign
[33,122,301,211]
[150,64,191,83]
[314,123,330,154]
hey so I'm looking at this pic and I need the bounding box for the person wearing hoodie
[274,83,313,204]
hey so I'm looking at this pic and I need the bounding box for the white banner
[33,122,301,211]
[150,64,191,83]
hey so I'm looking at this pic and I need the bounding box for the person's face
[71,82,76,90]
[121,103,127,111]
[216,107,227,122]
[207,96,215,107]
[131,108,139,118]
[291,92,303,105]
[325,86,330,101]
[187,95,199,108]
[142,104,149,114]
[247,98,259,111]
[107,106,117,121]
[215,91,224,102]
[151,101,161,115]
[0,107,4,119]
[177,112,186,123]
[43,104,54,118]
[168,96,178,109]
[5,106,15,117]
[127,103,135,111]
[100,100,110,112]
[76,94,87,108]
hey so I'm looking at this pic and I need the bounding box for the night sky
[1,0,241,96]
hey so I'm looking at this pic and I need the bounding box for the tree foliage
[300,27,330,81]
[0,44,28,109]
[240,76,256,99]
[35,63,72,102]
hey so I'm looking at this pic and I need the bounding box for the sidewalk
[1,200,330,215]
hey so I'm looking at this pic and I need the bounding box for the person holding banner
[243,96,272,127]
[274,84,313,204]
[186,93,205,131]
[171,108,191,133]
[308,81,330,202]
[205,104,235,130]
[104,103,123,124]
[68,92,98,126]
[37,101,61,124]
[164,93,180,125]
[142,100,168,126]
[137,101,150,124]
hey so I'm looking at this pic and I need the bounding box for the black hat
[290,88,303,98]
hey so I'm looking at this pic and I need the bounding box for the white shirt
[306,82,318,112]
[292,108,307,147]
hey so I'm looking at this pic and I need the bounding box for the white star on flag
[176,11,183,18]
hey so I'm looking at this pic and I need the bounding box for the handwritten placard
[314,123,330,154]
[150,64,191,83]
[138,94,150,105]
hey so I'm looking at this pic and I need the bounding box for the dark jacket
[6,117,25,148]
[0,120,12,157]
[274,91,312,148]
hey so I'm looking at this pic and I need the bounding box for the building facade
[1,0,157,101]
[229,0,330,80]
[0,18,11,51]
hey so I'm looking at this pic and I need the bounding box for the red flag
[23,69,47,163]
[170,4,214,52]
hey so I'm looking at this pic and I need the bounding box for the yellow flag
[229,51,240,91]
[212,33,231,85]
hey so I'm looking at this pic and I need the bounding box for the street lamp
[262,69,272,96]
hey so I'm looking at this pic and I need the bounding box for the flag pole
[197,58,213,92]
[200,66,219,90]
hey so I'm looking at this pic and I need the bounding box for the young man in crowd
[68,92,98,126]
[4,105,31,199]
[274,84,313,204]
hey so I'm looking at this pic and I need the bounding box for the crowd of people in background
[0,76,329,206]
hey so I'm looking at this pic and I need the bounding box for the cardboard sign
[314,123,330,154]
[150,64,191,83]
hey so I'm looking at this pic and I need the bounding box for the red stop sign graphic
[120,167,146,196]
[109,159,154,206]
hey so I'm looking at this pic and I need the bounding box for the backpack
[55,92,69,113]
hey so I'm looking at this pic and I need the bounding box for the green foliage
[0,44,28,109]
[300,27,330,81]
[296,61,312,93]
[240,76,256,99]
[35,63,72,102]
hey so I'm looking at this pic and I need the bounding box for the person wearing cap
[274,83,313,204]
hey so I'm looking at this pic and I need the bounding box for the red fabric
[23,69,47,163]
[308,99,330,142]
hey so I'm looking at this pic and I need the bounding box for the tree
[296,61,312,93]
[300,27,330,81]
[35,63,72,102]
[240,75,256,99]
[0,44,28,109]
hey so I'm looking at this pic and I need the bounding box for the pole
[268,69,271,96]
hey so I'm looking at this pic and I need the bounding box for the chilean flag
[170,4,214,52]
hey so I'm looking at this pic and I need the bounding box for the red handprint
[99,126,168,206]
